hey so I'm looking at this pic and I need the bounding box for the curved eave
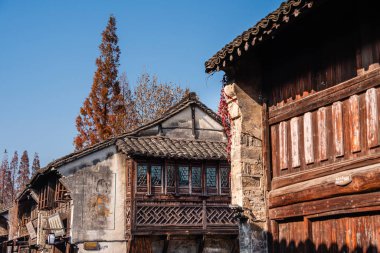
[205,0,314,74]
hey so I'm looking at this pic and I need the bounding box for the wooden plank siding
[273,211,380,253]
[269,75,380,189]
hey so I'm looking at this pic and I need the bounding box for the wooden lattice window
[166,165,175,187]
[137,165,147,186]
[191,167,202,188]
[151,165,162,186]
[206,167,217,187]
[55,180,68,202]
[220,167,231,188]
[178,166,189,186]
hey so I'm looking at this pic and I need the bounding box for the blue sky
[0,0,283,166]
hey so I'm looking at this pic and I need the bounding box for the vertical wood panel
[270,220,279,253]
[290,117,300,168]
[279,122,288,170]
[349,95,361,153]
[317,107,328,161]
[332,102,344,157]
[271,125,279,177]
[365,88,379,148]
[303,112,314,165]
[279,222,287,253]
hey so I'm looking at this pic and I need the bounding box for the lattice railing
[137,206,203,225]
[207,207,235,224]
[135,203,236,227]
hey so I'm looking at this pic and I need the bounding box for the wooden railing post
[202,200,207,230]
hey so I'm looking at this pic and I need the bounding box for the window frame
[150,163,163,194]
[136,163,149,193]
[219,164,231,195]
[190,163,202,195]
[205,163,218,195]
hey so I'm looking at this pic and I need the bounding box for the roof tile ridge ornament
[205,0,314,73]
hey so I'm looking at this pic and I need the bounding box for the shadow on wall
[271,239,378,253]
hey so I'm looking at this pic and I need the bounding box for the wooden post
[162,235,169,253]
[202,200,207,230]
[197,235,205,253]
[191,104,196,139]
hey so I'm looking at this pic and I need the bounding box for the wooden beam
[191,104,196,139]
[271,152,380,189]
[269,191,380,220]
[269,166,380,208]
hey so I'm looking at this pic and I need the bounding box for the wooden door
[312,212,379,253]
[275,212,380,253]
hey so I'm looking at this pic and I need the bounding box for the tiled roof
[205,0,314,73]
[30,92,226,181]
[116,136,227,160]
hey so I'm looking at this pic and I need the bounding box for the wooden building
[6,93,238,253]
[205,0,380,252]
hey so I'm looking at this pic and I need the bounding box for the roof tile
[116,136,227,160]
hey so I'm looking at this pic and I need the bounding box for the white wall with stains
[57,146,128,252]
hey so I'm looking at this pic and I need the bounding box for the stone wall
[224,83,268,253]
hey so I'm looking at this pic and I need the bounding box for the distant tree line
[0,150,40,207]
[74,15,188,150]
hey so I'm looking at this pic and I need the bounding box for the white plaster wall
[138,125,159,136]
[57,147,127,245]
[194,107,223,130]
[162,107,192,128]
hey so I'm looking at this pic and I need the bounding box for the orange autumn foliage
[74,15,125,150]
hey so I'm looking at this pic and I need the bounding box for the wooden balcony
[269,68,380,189]
[131,200,237,235]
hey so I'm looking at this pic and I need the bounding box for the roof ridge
[124,135,227,143]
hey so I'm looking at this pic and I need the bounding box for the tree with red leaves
[74,15,125,150]
[17,151,30,194]
[31,152,40,177]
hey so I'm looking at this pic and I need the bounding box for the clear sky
[0,0,283,166]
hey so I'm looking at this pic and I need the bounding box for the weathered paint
[349,95,361,152]
[317,107,328,161]
[290,117,300,168]
[303,112,314,164]
[271,125,278,176]
[279,121,288,170]
[332,102,344,157]
[366,88,379,148]
[58,146,128,249]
